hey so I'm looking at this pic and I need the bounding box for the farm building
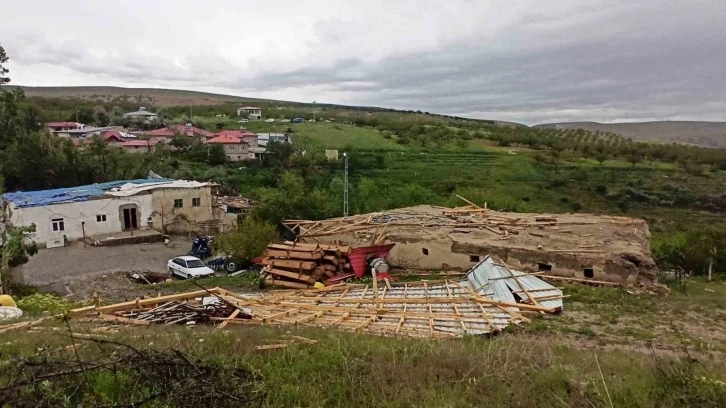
[3,178,233,248]
[285,204,660,286]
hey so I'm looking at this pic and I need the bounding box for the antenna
[343,152,349,216]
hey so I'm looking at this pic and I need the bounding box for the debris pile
[261,241,355,288]
[70,258,564,339]
[282,199,660,286]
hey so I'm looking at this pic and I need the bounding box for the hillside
[9,85,272,107]
[535,121,726,148]
[10,85,522,126]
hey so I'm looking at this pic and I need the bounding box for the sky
[2,0,726,125]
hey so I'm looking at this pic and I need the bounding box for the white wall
[9,195,153,245]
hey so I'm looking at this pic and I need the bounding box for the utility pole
[343,152,349,216]
[0,198,9,295]
[312,101,316,122]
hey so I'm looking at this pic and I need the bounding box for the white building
[237,106,262,120]
[54,126,113,139]
[257,132,293,147]
[123,107,160,122]
[2,179,227,248]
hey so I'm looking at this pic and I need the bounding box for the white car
[281,119,290,123]
[238,119,249,123]
[264,118,275,123]
[167,256,215,279]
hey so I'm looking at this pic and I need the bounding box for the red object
[206,134,249,145]
[146,125,215,138]
[348,243,396,278]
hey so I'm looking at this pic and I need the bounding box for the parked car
[238,119,249,123]
[264,118,275,123]
[167,256,215,279]
[281,119,291,123]
[292,117,304,123]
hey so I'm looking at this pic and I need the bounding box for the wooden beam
[84,288,222,314]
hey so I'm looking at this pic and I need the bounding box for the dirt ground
[12,237,194,295]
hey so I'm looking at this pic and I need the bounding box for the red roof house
[207,133,253,161]
[146,125,214,142]
[119,139,160,153]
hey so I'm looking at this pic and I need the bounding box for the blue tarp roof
[2,179,168,208]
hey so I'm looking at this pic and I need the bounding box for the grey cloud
[4,0,726,124]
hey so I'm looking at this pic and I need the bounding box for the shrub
[215,217,279,261]
[595,185,608,195]
[17,293,72,315]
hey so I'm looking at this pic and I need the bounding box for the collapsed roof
[284,203,659,286]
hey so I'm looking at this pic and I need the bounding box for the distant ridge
[7,85,519,126]
[8,85,273,107]
[535,121,726,148]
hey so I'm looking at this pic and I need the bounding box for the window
[174,199,183,208]
[229,145,235,151]
[538,263,553,272]
[584,268,594,278]
[174,259,187,267]
[192,197,201,207]
[51,218,65,232]
[469,255,480,263]
[186,259,205,268]
[96,214,107,222]
[422,248,429,255]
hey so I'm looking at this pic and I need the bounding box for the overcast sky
[2,0,726,124]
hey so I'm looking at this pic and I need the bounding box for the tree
[626,151,642,167]
[214,217,278,261]
[595,152,609,165]
[207,144,227,165]
[0,44,9,85]
[264,141,295,167]
[689,227,726,282]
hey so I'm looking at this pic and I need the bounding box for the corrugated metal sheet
[2,178,168,208]
[465,256,564,311]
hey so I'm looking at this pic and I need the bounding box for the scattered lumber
[261,242,355,289]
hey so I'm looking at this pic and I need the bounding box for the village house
[145,124,214,143]
[206,133,254,161]
[54,126,112,139]
[2,178,231,248]
[257,132,293,147]
[122,107,160,122]
[237,106,262,120]
[119,139,160,153]
[45,122,83,132]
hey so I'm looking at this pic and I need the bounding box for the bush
[595,185,608,195]
[215,217,279,261]
[16,293,72,314]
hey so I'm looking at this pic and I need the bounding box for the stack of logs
[261,241,353,289]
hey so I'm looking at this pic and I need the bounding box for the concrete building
[119,139,160,153]
[45,122,83,132]
[206,133,255,161]
[237,106,262,120]
[122,107,159,122]
[54,126,112,139]
[145,125,214,143]
[2,179,228,248]
[257,132,292,147]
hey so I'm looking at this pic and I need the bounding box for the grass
[3,276,726,406]
[2,321,724,407]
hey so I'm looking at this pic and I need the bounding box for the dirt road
[12,237,193,293]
